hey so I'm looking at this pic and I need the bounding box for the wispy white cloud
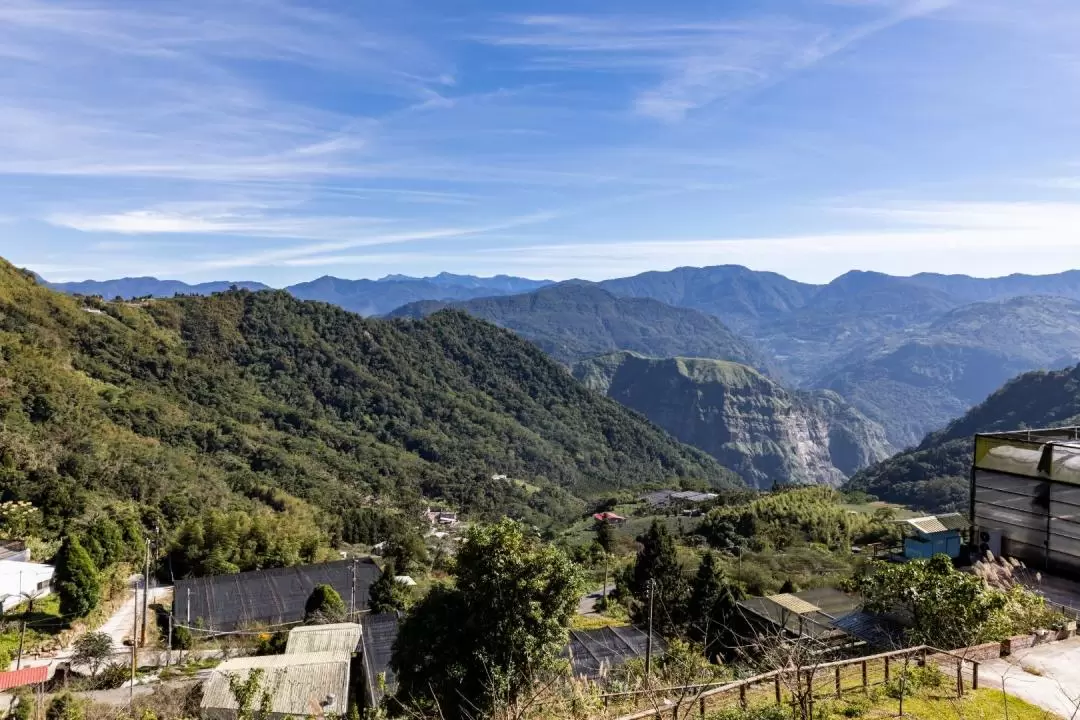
[481,1,955,121]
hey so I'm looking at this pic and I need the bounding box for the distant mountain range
[389,284,769,370]
[44,272,553,317]
[573,352,892,488]
[45,276,271,297]
[41,264,1080,456]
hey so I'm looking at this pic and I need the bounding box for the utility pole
[602,553,609,603]
[349,559,357,619]
[15,616,25,670]
[131,580,139,706]
[140,538,151,646]
[166,612,173,668]
[644,578,655,685]
[186,587,192,624]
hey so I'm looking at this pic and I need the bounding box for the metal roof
[0,666,47,691]
[174,559,381,631]
[902,513,966,535]
[201,652,351,720]
[767,593,819,615]
[738,588,862,642]
[360,613,400,707]
[285,623,361,655]
[565,626,666,680]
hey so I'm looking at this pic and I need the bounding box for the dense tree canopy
[54,538,101,619]
[392,519,582,719]
[852,555,1006,649]
[0,260,738,559]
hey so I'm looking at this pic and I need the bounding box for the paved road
[978,637,1080,719]
[15,583,173,676]
[577,590,604,616]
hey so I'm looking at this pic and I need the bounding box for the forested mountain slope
[596,265,818,334]
[573,352,892,488]
[390,284,770,369]
[844,362,1080,512]
[817,296,1080,446]
[0,260,739,541]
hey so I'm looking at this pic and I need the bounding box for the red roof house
[591,512,626,525]
[0,665,47,691]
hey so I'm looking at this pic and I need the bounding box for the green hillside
[0,261,740,542]
[844,362,1080,511]
[573,352,892,488]
[390,284,770,371]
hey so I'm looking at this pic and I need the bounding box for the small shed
[285,623,361,655]
[901,513,966,560]
[201,652,351,720]
[591,512,626,526]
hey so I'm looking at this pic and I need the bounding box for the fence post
[835,666,842,698]
[920,647,928,667]
[956,660,963,698]
[775,674,782,705]
[972,661,979,690]
[861,660,868,692]
[700,696,706,720]
[884,656,890,682]
[740,682,747,709]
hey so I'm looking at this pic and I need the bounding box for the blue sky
[4,0,1080,285]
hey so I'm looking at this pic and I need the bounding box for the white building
[0,561,54,612]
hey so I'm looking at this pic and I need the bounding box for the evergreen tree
[594,519,614,554]
[304,584,346,624]
[392,519,582,719]
[687,552,743,659]
[629,521,689,634]
[54,537,101,619]
[368,561,410,615]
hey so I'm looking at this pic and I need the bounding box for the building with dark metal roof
[565,626,665,680]
[360,613,400,709]
[173,559,381,632]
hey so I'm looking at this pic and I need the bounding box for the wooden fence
[603,645,981,720]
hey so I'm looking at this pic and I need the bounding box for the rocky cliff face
[573,352,893,488]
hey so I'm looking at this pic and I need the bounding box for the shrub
[45,694,85,720]
[171,625,193,650]
[94,662,131,690]
[884,662,946,699]
[10,688,33,720]
[838,696,873,718]
[708,705,789,720]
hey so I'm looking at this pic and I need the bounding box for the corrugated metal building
[565,626,665,680]
[286,623,362,655]
[201,652,352,720]
[972,429,1080,575]
[360,613,399,709]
